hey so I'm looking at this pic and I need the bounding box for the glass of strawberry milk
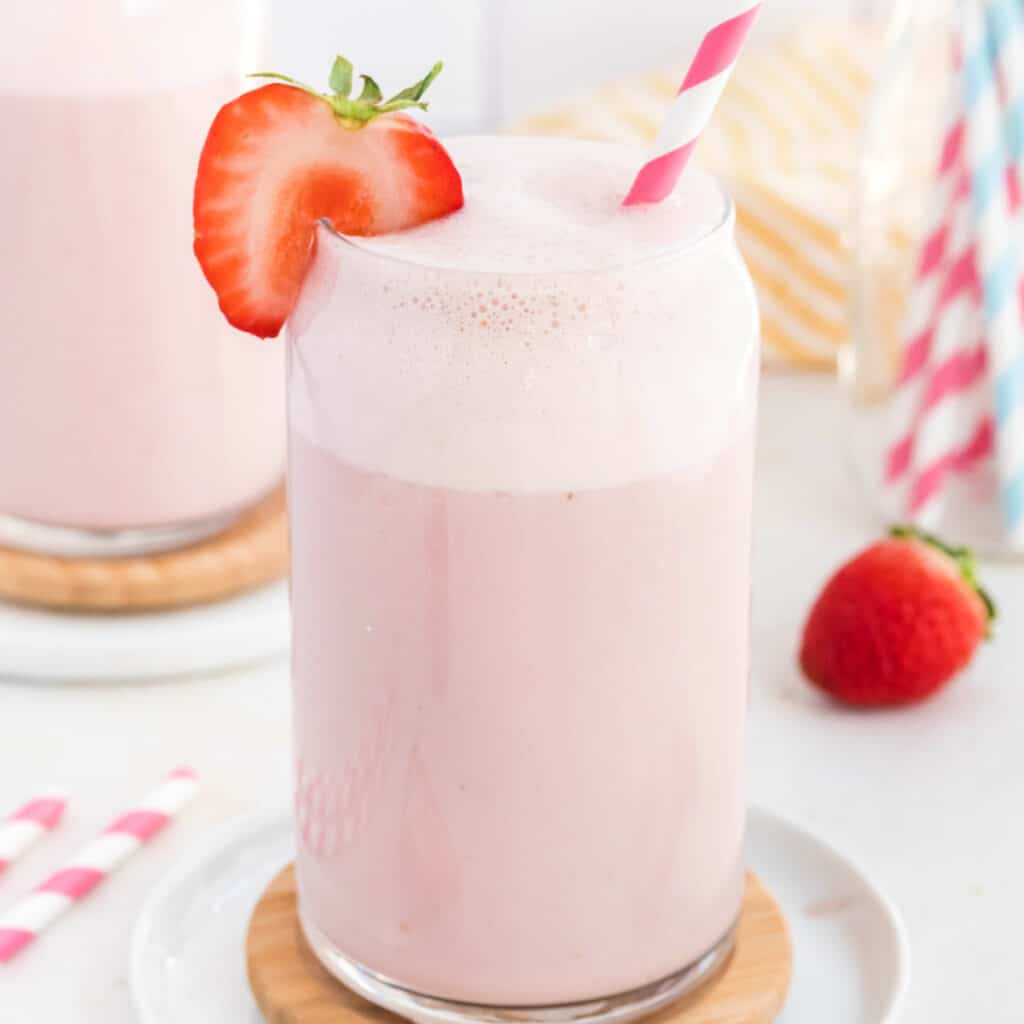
[0,0,284,556]
[288,137,759,1022]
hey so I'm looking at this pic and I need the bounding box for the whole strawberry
[799,527,995,707]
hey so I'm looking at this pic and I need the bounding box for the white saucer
[131,806,909,1024]
[0,582,289,683]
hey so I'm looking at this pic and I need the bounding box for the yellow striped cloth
[519,23,887,369]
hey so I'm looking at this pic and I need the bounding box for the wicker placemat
[0,488,288,612]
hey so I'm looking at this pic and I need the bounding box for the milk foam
[288,138,759,493]
[354,137,730,272]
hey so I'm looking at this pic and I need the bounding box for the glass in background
[848,0,952,402]
[0,0,285,556]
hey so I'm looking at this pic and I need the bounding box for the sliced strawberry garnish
[194,58,463,338]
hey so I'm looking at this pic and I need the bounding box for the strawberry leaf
[891,525,997,631]
[251,57,443,126]
[329,56,353,98]
[386,62,443,105]
[329,96,380,123]
[248,71,321,97]
[375,98,431,114]
[358,75,383,103]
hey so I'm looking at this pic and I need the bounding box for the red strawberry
[193,57,463,339]
[799,527,995,707]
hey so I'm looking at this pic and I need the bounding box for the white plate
[754,811,909,1024]
[131,806,909,1024]
[0,582,289,683]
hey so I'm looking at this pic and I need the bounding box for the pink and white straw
[0,768,198,964]
[624,0,761,205]
[884,100,993,520]
[0,791,67,875]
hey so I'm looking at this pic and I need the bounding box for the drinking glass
[0,0,284,556]
[286,138,759,1024]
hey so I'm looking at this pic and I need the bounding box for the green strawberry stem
[890,525,997,630]
[250,56,443,126]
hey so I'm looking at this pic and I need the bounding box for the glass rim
[315,165,736,280]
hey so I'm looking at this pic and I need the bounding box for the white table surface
[2,372,1021,1023]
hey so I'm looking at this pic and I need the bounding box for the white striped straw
[0,769,198,964]
[0,791,67,875]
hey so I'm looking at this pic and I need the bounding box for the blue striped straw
[961,0,1024,539]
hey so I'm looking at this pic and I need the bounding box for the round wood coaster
[0,488,288,612]
[247,867,792,1024]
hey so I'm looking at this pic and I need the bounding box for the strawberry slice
[194,57,464,339]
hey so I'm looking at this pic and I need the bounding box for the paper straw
[962,0,1024,541]
[885,116,971,489]
[0,791,67,875]
[888,166,992,520]
[883,28,998,525]
[623,0,761,206]
[0,768,198,964]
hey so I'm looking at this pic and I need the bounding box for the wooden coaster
[0,488,288,612]
[247,867,792,1024]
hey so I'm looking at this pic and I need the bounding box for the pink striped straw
[623,1,761,206]
[0,791,67,875]
[0,768,198,964]
[884,40,995,520]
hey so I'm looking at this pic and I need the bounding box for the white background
[270,0,866,132]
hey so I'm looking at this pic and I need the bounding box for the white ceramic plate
[754,810,909,1024]
[131,806,909,1024]
[0,582,289,683]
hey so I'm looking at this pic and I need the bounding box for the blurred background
[272,0,870,133]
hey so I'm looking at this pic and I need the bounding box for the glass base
[300,911,736,1024]
[0,508,242,558]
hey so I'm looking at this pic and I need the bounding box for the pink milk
[0,1,283,545]
[288,138,759,1015]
